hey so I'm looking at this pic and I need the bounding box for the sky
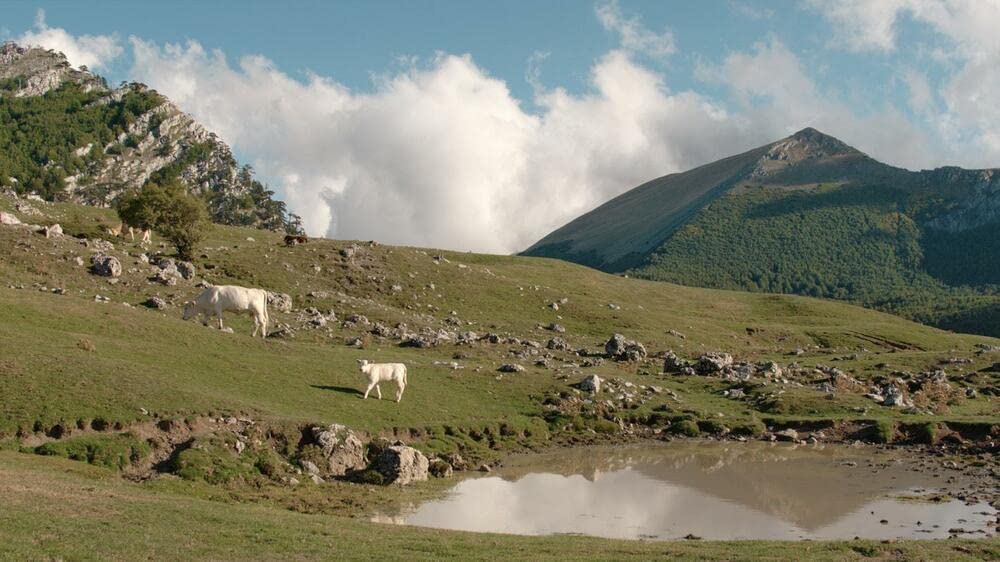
[4,1,1000,253]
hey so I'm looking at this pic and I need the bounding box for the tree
[116,178,208,260]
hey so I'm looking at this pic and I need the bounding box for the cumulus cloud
[596,1,676,59]
[129,38,772,253]
[698,38,934,169]
[13,4,978,253]
[16,9,122,70]
[808,0,1000,166]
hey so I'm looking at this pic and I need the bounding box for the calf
[358,359,407,402]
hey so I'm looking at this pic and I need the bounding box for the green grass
[0,452,996,561]
[0,197,998,558]
[632,184,1000,337]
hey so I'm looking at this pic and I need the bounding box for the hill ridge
[0,41,299,233]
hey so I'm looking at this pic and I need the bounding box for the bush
[669,419,701,437]
[35,433,151,470]
[116,178,208,260]
[914,422,938,445]
[872,420,896,444]
[730,419,766,437]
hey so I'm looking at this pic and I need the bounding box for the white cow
[183,285,270,338]
[358,359,407,402]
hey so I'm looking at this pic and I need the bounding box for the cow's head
[181,301,198,320]
[357,359,370,372]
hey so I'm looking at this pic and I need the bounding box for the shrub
[669,419,700,437]
[117,178,208,260]
[872,420,896,444]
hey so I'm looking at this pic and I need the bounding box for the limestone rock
[310,424,367,477]
[90,254,122,277]
[371,445,429,485]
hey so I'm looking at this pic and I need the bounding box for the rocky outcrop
[1,42,296,233]
[605,334,647,362]
[371,445,429,485]
[0,42,103,97]
[267,292,293,313]
[90,254,122,277]
[310,424,367,477]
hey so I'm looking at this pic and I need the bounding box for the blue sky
[3,1,999,252]
[4,1,923,114]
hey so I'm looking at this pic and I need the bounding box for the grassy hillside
[525,128,1000,338]
[632,183,1000,336]
[0,195,997,558]
[523,143,772,271]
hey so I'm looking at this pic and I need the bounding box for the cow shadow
[311,384,363,397]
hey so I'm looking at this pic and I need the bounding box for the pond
[374,442,996,541]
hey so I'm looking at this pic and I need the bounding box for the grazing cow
[284,234,308,246]
[182,285,270,338]
[106,222,151,244]
[358,359,407,402]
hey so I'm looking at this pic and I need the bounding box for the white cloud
[129,39,759,253]
[698,38,934,169]
[16,9,122,71]
[902,69,933,114]
[596,1,676,59]
[808,0,1000,167]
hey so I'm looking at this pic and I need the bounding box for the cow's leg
[217,311,224,330]
[251,316,260,338]
[375,384,382,400]
[363,381,376,400]
[396,382,404,403]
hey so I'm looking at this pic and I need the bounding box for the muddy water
[377,442,997,540]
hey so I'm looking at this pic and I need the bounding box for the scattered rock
[498,363,525,373]
[697,352,733,375]
[267,292,293,313]
[90,254,122,277]
[38,224,62,238]
[579,374,602,394]
[371,445,429,485]
[176,260,196,280]
[429,459,454,478]
[0,211,20,226]
[310,424,367,477]
[605,333,647,362]
[143,296,167,310]
[774,429,799,442]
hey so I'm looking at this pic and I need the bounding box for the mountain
[524,128,1000,337]
[0,42,300,232]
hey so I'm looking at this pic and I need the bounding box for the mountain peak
[1,41,103,97]
[779,127,860,158]
[748,127,863,178]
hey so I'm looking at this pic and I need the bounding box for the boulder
[143,296,168,310]
[40,224,62,238]
[443,452,467,471]
[547,337,571,351]
[267,292,293,313]
[774,429,799,442]
[663,351,689,373]
[498,363,525,373]
[697,352,733,375]
[579,374,602,394]
[429,459,454,478]
[0,211,20,226]
[90,254,122,278]
[176,260,196,280]
[605,334,647,362]
[757,361,783,378]
[310,424,367,476]
[371,445,429,485]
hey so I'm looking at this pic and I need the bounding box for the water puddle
[375,442,996,540]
